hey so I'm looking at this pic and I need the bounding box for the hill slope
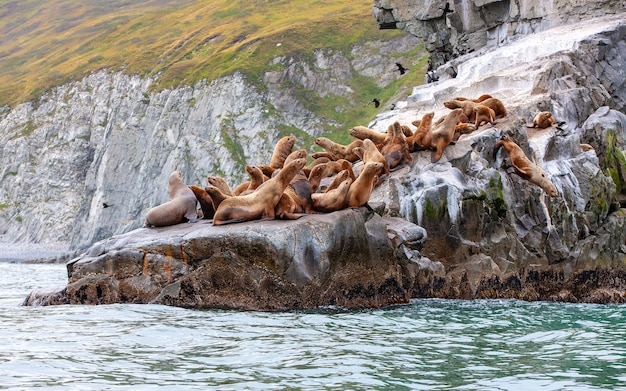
[0,0,425,116]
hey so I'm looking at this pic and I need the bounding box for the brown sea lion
[236,165,267,196]
[494,135,558,197]
[204,185,231,210]
[303,156,331,177]
[349,125,387,145]
[144,171,198,227]
[311,151,335,160]
[207,176,234,196]
[311,178,353,213]
[380,121,413,169]
[444,99,477,122]
[308,164,328,194]
[257,164,277,178]
[354,138,389,175]
[473,105,495,127]
[580,143,594,152]
[431,108,468,162]
[347,162,384,208]
[478,97,507,119]
[454,94,493,103]
[325,169,351,193]
[274,180,313,220]
[322,159,356,181]
[213,158,307,225]
[453,122,477,142]
[270,135,296,169]
[408,112,435,151]
[275,157,315,219]
[400,124,414,138]
[189,185,215,219]
[314,137,363,162]
[283,149,307,168]
[527,111,557,128]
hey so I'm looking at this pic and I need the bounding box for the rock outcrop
[373,0,626,75]
[366,13,626,303]
[0,34,420,253]
[23,208,438,310]
[18,3,626,308]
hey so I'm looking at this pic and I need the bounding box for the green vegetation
[604,129,626,195]
[487,173,507,219]
[0,1,425,111]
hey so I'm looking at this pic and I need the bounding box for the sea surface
[1,263,625,390]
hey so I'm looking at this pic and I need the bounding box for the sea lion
[274,157,315,219]
[314,137,363,162]
[207,176,234,196]
[580,143,594,152]
[311,151,335,160]
[205,185,231,210]
[311,178,353,213]
[353,138,389,175]
[473,105,495,127]
[236,165,267,196]
[324,169,351,193]
[189,185,215,219]
[380,121,413,169]
[408,112,435,151]
[274,180,313,220]
[494,135,558,197]
[346,162,384,208]
[527,111,557,128]
[400,124,413,138]
[478,97,507,119]
[322,159,356,181]
[212,158,307,225]
[349,125,387,145]
[454,94,493,103]
[270,135,296,169]
[431,108,468,162]
[453,122,477,141]
[444,99,477,122]
[144,171,198,227]
[283,149,307,167]
[308,163,328,193]
[257,164,277,178]
[304,156,330,177]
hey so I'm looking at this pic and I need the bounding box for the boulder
[23,208,440,310]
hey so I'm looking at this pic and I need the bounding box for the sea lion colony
[144,95,560,227]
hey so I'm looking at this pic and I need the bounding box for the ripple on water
[1,266,626,390]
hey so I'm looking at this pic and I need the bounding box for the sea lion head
[443,100,457,110]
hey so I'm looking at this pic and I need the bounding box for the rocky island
[18,1,626,308]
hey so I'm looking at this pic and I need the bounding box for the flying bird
[396,62,408,75]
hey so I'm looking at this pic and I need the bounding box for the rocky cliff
[23,8,626,308]
[0,34,420,255]
[373,0,626,77]
[13,1,626,308]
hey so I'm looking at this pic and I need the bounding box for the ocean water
[1,263,625,390]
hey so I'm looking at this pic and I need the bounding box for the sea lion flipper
[513,165,531,180]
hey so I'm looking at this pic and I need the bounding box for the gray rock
[24,208,426,310]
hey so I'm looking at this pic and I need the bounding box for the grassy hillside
[0,0,426,130]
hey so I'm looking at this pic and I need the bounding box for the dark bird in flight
[396,62,408,75]
[102,202,111,208]
[369,98,381,108]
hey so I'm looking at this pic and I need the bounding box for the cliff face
[20,3,626,308]
[373,0,626,75]
[0,34,419,253]
[367,10,626,300]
